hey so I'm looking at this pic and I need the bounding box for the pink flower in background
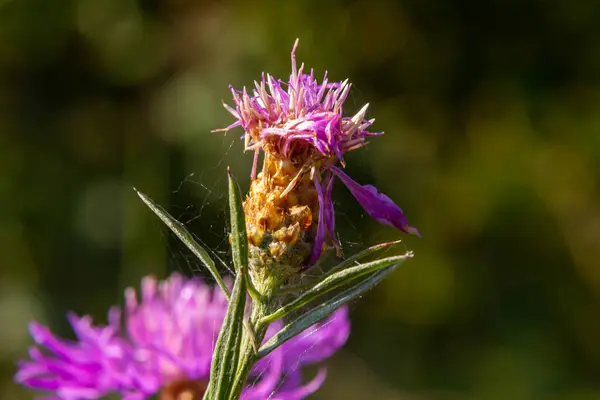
[15,273,349,400]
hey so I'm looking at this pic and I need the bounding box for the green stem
[227,302,269,400]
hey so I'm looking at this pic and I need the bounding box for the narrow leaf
[327,239,403,275]
[227,170,261,302]
[227,169,248,275]
[260,251,412,324]
[135,188,230,299]
[280,240,402,296]
[257,262,403,359]
[205,271,247,399]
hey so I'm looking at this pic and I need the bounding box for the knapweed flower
[215,39,419,287]
[15,273,350,400]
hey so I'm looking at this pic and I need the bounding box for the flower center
[159,378,208,400]
[244,153,320,292]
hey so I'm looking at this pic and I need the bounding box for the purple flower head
[15,273,350,400]
[215,39,380,171]
[217,39,419,265]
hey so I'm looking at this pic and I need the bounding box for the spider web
[159,109,408,396]
[165,137,237,279]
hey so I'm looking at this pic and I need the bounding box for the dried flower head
[15,273,350,400]
[216,39,419,291]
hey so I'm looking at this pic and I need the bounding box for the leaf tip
[134,188,148,202]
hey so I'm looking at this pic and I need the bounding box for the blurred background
[2,0,600,399]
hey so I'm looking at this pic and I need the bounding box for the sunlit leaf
[135,188,231,299]
[257,262,402,359]
[260,251,411,324]
[205,271,247,399]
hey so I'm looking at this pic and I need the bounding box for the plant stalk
[227,301,269,400]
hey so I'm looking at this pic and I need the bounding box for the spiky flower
[15,273,350,400]
[216,39,419,292]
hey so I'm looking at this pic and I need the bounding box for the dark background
[2,0,600,399]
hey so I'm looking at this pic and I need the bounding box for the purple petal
[250,320,283,377]
[279,306,350,369]
[323,172,340,251]
[309,174,326,265]
[217,40,379,164]
[272,368,327,400]
[242,343,284,399]
[254,305,350,377]
[17,272,347,400]
[329,166,420,237]
[16,318,122,399]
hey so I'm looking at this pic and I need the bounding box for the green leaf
[257,261,405,360]
[227,169,261,302]
[135,188,231,300]
[205,271,247,399]
[260,251,412,324]
[227,169,248,275]
[327,239,403,275]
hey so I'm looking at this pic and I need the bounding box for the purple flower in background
[217,39,419,266]
[15,273,350,400]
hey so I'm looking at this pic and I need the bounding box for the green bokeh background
[3,0,600,399]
